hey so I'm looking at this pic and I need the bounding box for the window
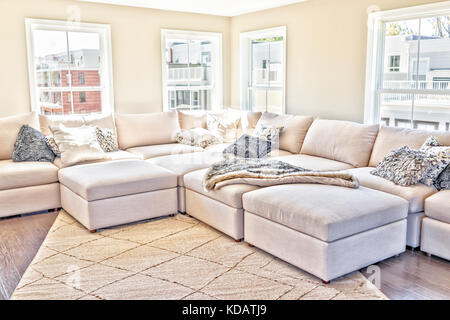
[388,55,400,72]
[365,3,450,132]
[161,29,222,111]
[240,26,286,114]
[78,72,85,85]
[25,19,114,116]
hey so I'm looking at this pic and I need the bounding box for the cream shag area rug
[12,211,387,300]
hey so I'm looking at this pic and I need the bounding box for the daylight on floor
[0,0,449,309]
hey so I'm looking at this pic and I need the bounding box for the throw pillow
[420,136,450,189]
[45,136,61,157]
[12,125,55,162]
[50,124,105,168]
[175,128,222,149]
[370,146,436,186]
[95,127,119,152]
[254,125,284,142]
[223,134,272,159]
[206,113,241,143]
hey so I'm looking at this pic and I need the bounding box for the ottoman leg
[322,280,330,284]
[248,243,255,247]
[90,229,97,233]
[169,213,176,217]
[234,239,243,242]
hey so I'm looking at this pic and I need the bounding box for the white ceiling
[77,0,308,17]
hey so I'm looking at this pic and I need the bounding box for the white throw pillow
[206,113,241,143]
[176,128,222,149]
[50,124,105,168]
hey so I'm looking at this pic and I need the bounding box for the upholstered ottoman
[58,160,178,231]
[421,191,450,260]
[243,184,409,282]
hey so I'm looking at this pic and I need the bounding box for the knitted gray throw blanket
[203,158,359,191]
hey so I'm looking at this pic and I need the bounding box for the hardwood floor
[0,211,449,300]
[0,211,57,300]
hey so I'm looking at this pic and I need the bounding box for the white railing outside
[383,80,450,91]
[167,66,211,83]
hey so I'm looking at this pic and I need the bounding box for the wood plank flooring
[0,211,449,300]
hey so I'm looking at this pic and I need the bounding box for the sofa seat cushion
[347,167,437,213]
[0,160,58,190]
[59,160,176,201]
[126,143,203,160]
[147,152,224,186]
[184,168,259,208]
[272,154,354,171]
[425,191,450,224]
[300,120,379,168]
[53,150,141,168]
[243,184,408,242]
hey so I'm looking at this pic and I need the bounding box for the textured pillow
[370,146,436,186]
[50,124,105,168]
[175,128,222,149]
[45,136,61,157]
[95,127,119,152]
[223,134,271,159]
[12,125,55,162]
[206,113,241,143]
[420,136,450,189]
[254,125,284,142]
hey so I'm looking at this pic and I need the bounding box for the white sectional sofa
[1,110,449,282]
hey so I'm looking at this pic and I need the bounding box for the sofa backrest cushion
[254,112,314,154]
[0,112,39,160]
[301,119,379,168]
[39,114,116,136]
[369,126,450,167]
[115,111,180,149]
[177,110,207,130]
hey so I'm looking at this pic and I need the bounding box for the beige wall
[0,0,230,117]
[230,0,446,122]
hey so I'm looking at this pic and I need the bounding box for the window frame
[160,29,223,112]
[25,18,114,116]
[364,1,450,125]
[239,26,287,114]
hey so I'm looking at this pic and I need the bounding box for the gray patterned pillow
[223,134,271,159]
[370,146,435,186]
[420,137,450,190]
[12,125,55,162]
[95,126,119,152]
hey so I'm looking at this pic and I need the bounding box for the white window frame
[160,29,223,111]
[364,1,450,124]
[25,18,114,116]
[240,26,287,114]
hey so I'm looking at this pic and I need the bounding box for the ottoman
[243,184,409,282]
[421,191,450,260]
[58,160,178,231]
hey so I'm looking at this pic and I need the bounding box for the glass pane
[33,30,69,88]
[269,39,283,88]
[71,90,102,114]
[166,39,189,87]
[267,89,283,114]
[250,88,268,112]
[251,41,270,87]
[383,20,420,89]
[67,32,101,87]
[379,92,414,128]
[413,92,450,131]
[188,40,212,86]
[38,90,66,115]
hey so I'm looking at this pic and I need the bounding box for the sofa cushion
[255,112,314,154]
[369,126,450,167]
[126,143,203,160]
[425,191,450,224]
[39,114,116,136]
[272,154,354,171]
[243,184,408,242]
[52,150,141,168]
[301,120,379,168]
[184,168,259,208]
[115,112,180,149]
[0,160,58,190]
[0,112,39,160]
[147,152,224,186]
[58,160,177,201]
[347,167,437,213]
[177,110,207,130]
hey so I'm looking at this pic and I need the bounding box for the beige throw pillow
[206,113,241,143]
[50,124,105,168]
